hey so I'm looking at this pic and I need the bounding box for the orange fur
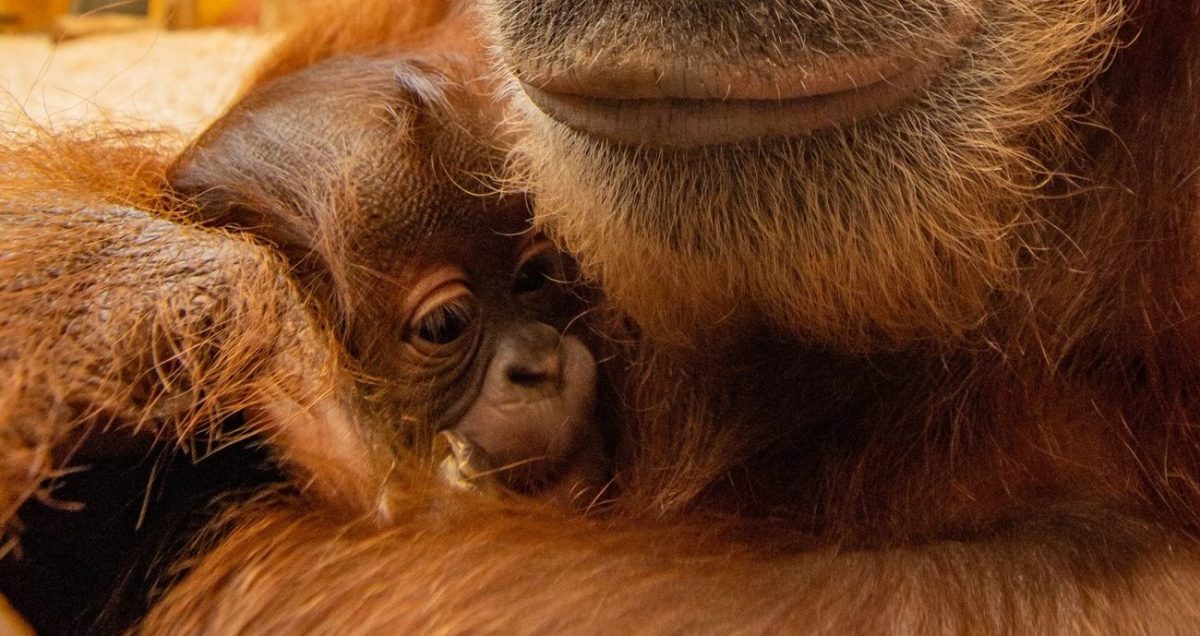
[142,2,1200,633]
[7,0,1200,634]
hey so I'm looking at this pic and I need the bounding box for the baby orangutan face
[170,54,605,499]
[378,222,602,496]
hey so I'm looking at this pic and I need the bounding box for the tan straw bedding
[0,28,274,142]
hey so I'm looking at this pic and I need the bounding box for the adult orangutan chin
[141,0,1200,633]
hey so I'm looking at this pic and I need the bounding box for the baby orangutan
[169,53,607,500]
[2,12,605,630]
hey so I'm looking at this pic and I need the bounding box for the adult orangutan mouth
[516,12,978,149]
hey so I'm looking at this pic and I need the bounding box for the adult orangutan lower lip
[516,12,977,149]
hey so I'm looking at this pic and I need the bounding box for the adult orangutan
[9,0,1200,633]
[131,0,1200,633]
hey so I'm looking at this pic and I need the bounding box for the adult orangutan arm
[0,203,387,532]
[139,498,1200,635]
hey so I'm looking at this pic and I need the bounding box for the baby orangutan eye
[513,239,564,294]
[414,300,474,344]
[407,281,476,346]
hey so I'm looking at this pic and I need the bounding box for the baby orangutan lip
[517,11,977,148]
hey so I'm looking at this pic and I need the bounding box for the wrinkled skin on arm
[0,201,391,521]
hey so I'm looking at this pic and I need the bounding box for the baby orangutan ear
[167,55,456,262]
[166,94,323,261]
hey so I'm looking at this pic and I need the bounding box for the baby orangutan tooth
[436,430,496,492]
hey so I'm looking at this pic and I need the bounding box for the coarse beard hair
[497,0,1123,352]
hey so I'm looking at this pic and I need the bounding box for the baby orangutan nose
[438,323,605,502]
[501,324,564,397]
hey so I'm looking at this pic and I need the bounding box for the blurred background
[0,0,288,33]
[0,1,296,139]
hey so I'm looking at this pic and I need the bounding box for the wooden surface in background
[0,0,280,32]
[0,0,72,32]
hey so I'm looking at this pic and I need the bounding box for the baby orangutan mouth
[516,11,978,148]
[437,330,601,497]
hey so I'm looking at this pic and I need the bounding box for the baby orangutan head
[170,53,605,498]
